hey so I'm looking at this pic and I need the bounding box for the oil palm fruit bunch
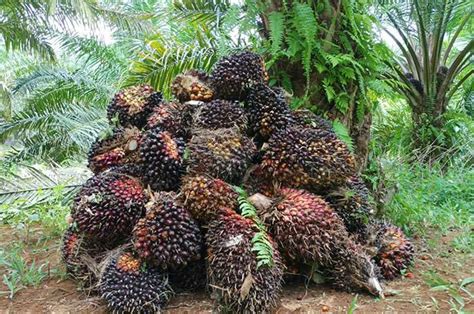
[71,170,148,240]
[324,175,375,242]
[172,69,214,102]
[246,83,294,140]
[261,126,356,190]
[206,208,283,313]
[180,175,238,221]
[210,51,268,100]
[292,109,334,133]
[252,188,383,296]
[369,222,414,280]
[140,128,185,191]
[107,84,162,128]
[99,250,173,313]
[187,128,256,183]
[87,127,142,174]
[243,165,277,197]
[61,226,103,287]
[193,99,248,132]
[169,259,207,292]
[145,101,187,138]
[132,192,203,269]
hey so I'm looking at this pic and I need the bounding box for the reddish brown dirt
[0,226,472,313]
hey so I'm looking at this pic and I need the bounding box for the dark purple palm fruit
[99,250,172,313]
[132,192,203,269]
[139,128,185,191]
[87,126,142,174]
[292,109,334,132]
[206,208,284,313]
[107,84,162,128]
[250,188,384,297]
[261,126,356,190]
[61,225,104,288]
[180,174,239,222]
[210,51,268,101]
[71,170,148,241]
[324,175,375,242]
[367,221,415,280]
[193,99,248,132]
[187,128,256,183]
[172,69,214,102]
[246,83,294,140]
[145,101,187,137]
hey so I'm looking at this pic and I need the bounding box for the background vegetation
[0,0,472,304]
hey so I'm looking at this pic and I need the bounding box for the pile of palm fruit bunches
[62,51,414,313]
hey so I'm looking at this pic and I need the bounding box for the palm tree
[381,0,473,151]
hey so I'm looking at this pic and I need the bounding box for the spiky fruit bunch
[100,251,172,313]
[206,208,283,313]
[187,128,256,182]
[172,69,214,102]
[145,101,187,137]
[324,175,375,241]
[292,109,334,133]
[243,165,277,197]
[87,127,142,174]
[193,100,247,132]
[140,128,185,191]
[169,259,207,292]
[180,175,238,221]
[107,84,162,128]
[133,192,203,269]
[71,171,148,240]
[246,83,294,139]
[211,51,268,100]
[61,226,100,286]
[372,222,414,280]
[255,188,383,296]
[261,127,356,189]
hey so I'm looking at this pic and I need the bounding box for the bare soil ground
[0,226,472,313]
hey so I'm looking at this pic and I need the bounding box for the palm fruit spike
[261,126,356,190]
[193,99,248,132]
[206,208,283,313]
[61,226,102,287]
[246,83,294,140]
[210,51,268,100]
[180,174,238,221]
[169,259,207,292]
[107,84,162,128]
[172,69,214,102]
[187,128,256,183]
[133,192,203,269]
[250,188,384,296]
[324,175,375,242]
[370,222,414,280]
[292,109,334,133]
[242,164,278,197]
[71,170,148,240]
[99,250,172,313]
[87,127,142,174]
[145,101,186,136]
[140,128,185,191]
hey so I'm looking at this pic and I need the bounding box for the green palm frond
[0,163,88,211]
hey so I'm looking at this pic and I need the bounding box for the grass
[381,161,473,243]
[0,243,50,299]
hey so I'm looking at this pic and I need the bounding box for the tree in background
[381,0,473,155]
[128,0,390,171]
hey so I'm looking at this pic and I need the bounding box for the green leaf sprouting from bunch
[233,186,274,269]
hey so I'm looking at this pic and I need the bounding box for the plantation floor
[0,226,472,313]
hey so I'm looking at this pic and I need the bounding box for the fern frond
[233,186,274,269]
